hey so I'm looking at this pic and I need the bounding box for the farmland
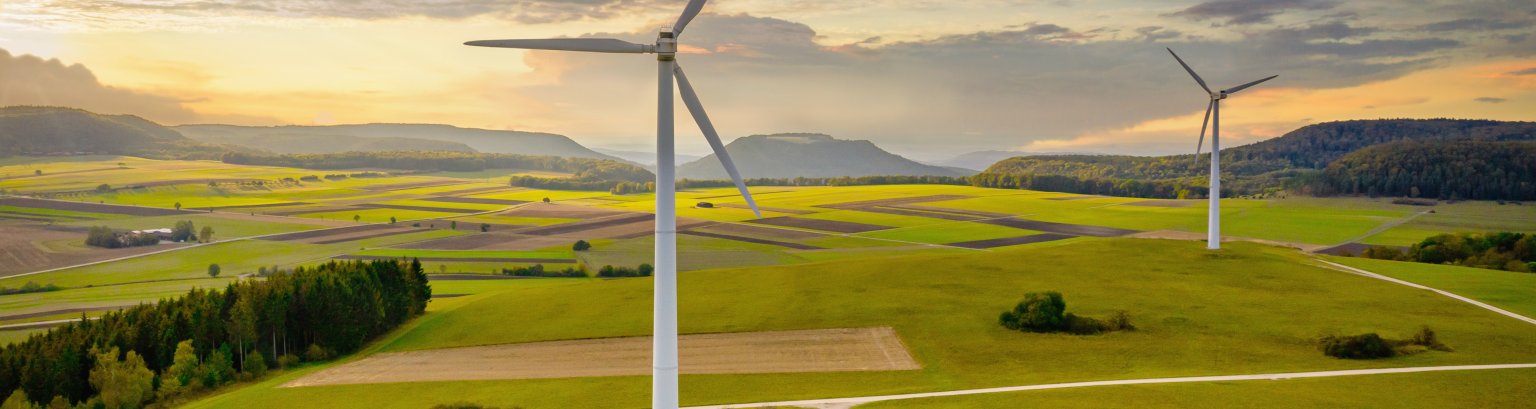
[0,156,1533,408]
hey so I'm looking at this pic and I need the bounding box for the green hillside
[678,133,968,179]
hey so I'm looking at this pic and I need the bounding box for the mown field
[183,239,1536,409]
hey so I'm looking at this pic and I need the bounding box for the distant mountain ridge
[0,106,229,158]
[934,150,1100,171]
[173,123,625,162]
[677,133,969,179]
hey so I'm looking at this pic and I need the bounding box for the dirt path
[282,327,919,388]
[1330,209,1434,248]
[686,364,1536,409]
[1315,259,1536,326]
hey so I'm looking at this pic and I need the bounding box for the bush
[1319,333,1396,359]
[95,183,112,193]
[573,240,591,251]
[696,202,714,208]
[1063,313,1107,335]
[501,264,586,278]
[432,403,520,409]
[1410,326,1452,352]
[1106,310,1136,331]
[595,264,652,278]
[207,264,221,277]
[276,354,302,369]
[303,344,332,362]
[998,291,1066,332]
[243,351,268,378]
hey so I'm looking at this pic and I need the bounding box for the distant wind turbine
[464,1,761,408]
[1166,48,1276,250]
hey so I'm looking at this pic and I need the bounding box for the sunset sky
[2,0,1535,159]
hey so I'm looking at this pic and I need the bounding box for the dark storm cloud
[1169,0,1338,25]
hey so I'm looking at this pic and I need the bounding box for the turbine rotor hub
[1211,92,1228,101]
[656,29,677,61]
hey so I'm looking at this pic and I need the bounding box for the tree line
[0,259,430,407]
[1317,140,1536,201]
[221,151,652,182]
[1356,231,1536,273]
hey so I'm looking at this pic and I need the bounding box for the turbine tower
[1167,48,1275,250]
[465,1,761,407]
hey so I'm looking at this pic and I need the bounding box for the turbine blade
[673,0,708,36]
[1223,75,1278,95]
[1195,100,1212,168]
[464,38,649,54]
[1167,48,1212,94]
[674,64,761,218]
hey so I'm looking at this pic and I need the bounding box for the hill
[174,124,622,161]
[980,119,1536,198]
[677,133,968,179]
[935,150,1098,171]
[0,106,228,158]
[1319,139,1536,200]
[176,127,475,154]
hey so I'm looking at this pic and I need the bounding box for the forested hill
[0,106,230,158]
[176,123,625,162]
[980,119,1536,198]
[1319,140,1536,201]
[678,133,968,179]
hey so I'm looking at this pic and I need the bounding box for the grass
[186,238,1536,409]
[60,213,329,239]
[856,367,1536,408]
[1325,256,1536,319]
[297,208,464,224]
[352,249,574,260]
[857,222,1039,244]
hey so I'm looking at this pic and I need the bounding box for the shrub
[573,240,592,251]
[998,291,1066,332]
[95,184,112,193]
[1410,326,1452,352]
[303,344,332,362]
[1319,333,1396,359]
[244,351,268,378]
[276,354,302,369]
[480,223,490,232]
[207,264,221,277]
[1106,310,1136,331]
[432,403,520,409]
[696,202,714,208]
[1063,313,1107,335]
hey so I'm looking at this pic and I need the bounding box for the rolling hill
[0,106,228,158]
[173,124,623,161]
[677,133,969,179]
[980,119,1536,198]
[176,129,476,154]
[935,150,1099,171]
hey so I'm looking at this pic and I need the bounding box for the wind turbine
[465,1,761,408]
[1166,48,1275,250]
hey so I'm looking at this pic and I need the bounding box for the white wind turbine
[465,1,761,408]
[1167,48,1275,250]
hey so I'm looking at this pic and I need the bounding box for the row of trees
[84,226,159,249]
[1317,140,1536,200]
[500,264,586,278]
[0,259,431,407]
[1357,232,1536,272]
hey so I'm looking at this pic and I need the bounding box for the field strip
[281,327,919,388]
[687,363,1536,409]
[1316,259,1536,326]
[1332,209,1433,247]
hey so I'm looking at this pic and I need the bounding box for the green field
[184,239,1536,408]
[1326,256,1536,319]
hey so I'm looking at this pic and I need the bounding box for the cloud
[1134,26,1184,42]
[4,0,674,30]
[1169,0,1338,25]
[0,48,198,122]
[1418,18,1527,32]
[1510,67,1536,76]
[1474,97,1506,103]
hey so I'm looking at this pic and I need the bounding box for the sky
[2,0,1535,160]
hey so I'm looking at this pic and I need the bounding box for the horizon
[3,0,1534,158]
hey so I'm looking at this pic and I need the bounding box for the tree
[164,340,201,392]
[243,351,268,379]
[88,347,154,409]
[1,389,36,409]
[480,223,490,232]
[573,240,591,251]
[171,220,196,242]
[199,226,214,243]
[32,170,40,176]
[353,214,361,223]
[451,221,457,230]
[95,184,112,193]
[44,396,66,409]
[542,197,551,203]
[174,202,182,211]
[200,345,235,387]
[207,264,221,277]
[999,291,1067,332]
[390,216,397,224]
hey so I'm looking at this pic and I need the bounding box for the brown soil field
[747,217,891,234]
[261,224,399,241]
[196,202,313,210]
[333,255,575,263]
[0,210,94,221]
[947,233,1076,249]
[357,180,468,191]
[978,218,1140,237]
[282,327,918,387]
[715,203,815,215]
[122,178,265,189]
[309,228,424,245]
[1124,200,1197,208]
[499,203,629,219]
[0,224,187,277]
[264,206,359,217]
[1,197,186,216]
[693,222,826,241]
[434,186,519,197]
[518,213,654,236]
[353,203,484,214]
[889,204,1013,219]
[855,206,980,221]
[205,212,358,228]
[0,167,122,181]
[693,190,793,200]
[680,230,823,250]
[0,214,55,223]
[420,197,529,206]
[398,234,571,251]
